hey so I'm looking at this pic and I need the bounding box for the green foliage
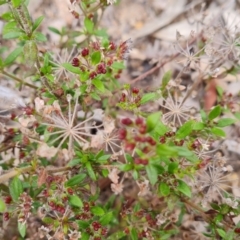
[92,78,105,92]
[69,195,83,208]
[4,46,23,66]
[217,118,236,127]
[146,112,161,132]
[176,120,194,139]
[84,17,94,33]
[1,0,239,239]
[9,177,23,202]
[91,51,101,65]
[177,180,191,198]
[208,105,222,120]
[140,92,158,105]
[0,199,6,212]
[65,174,87,187]
[62,63,81,74]
[18,222,26,238]
[99,211,114,225]
[161,70,172,90]
[32,16,44,32]
[91,206,105,216]
[159,182,170,196]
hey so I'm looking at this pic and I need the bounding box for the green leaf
[0,0,7,6]
[91,51,101,65]
[77,220,89,229]
[94,29,108,38]
[84,17,94,33]
[91,206,105,216]
[217,118,235,127]
[176,120,194,139]
[146,112,161,132]
[146,164,158,185]
[34,32,47,42]
[65,174,86,187]
[234,112,240,120]
[157,144,177,157]
[192,122,205,130]
[86,162,96,180]
[118,163,133,172]
[140,92,157,105]
[111,62,125,70]
[175,147,198,162]
[159,182,170,196]
[0,199,6,212]
[18,222,26,238]
[4,46,23,66]
[3,31,23,39]
[211,127,226,137]
[132,169,139,180]
[153,121,168,136]
[69,195,83,208]
[216,86,224,97]
[80,71,89,82]
[200,110,207,122]
[62,63,81,74]
[9,177,23,202]
[101,38,109,48]
[11,0,22,7]
[3,21,17,33]
[92,78,105,92]
[81,232,90,240]
[90,92,101,101]
[32,16,44,32]
[209,105,221,120]
[99,211,113,225]
[42,217,54,224]
[161,70,172,90]
[216,228,226,238]
[102,169,109,177]
[48,26,61,35]
[177,180,191,197]
[97,155,111,162]
[215,213,223,223]
[168,162,178,174]
[130,228,138,240]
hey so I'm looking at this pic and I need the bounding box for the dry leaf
[37,168,47,187]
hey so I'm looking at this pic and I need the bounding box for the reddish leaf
[204,79,217,111]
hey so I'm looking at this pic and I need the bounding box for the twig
[182,198,233,230]
[0,165,71,184]
[0,166,33,184]
[130,36,202,85]
[1,71,38,90]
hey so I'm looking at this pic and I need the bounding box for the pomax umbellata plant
[0,0,240,239]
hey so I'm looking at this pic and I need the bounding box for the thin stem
[130,32,203,85]
[36,58,53,91]
[0,166,33,184]
[0,165,71,184]
[182,197,233,230]
[47,166,70,173]
[0,143,16,153]
[1,71,38,89]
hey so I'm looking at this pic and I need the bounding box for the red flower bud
[121,118,133,125]
[81,48,89,57]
